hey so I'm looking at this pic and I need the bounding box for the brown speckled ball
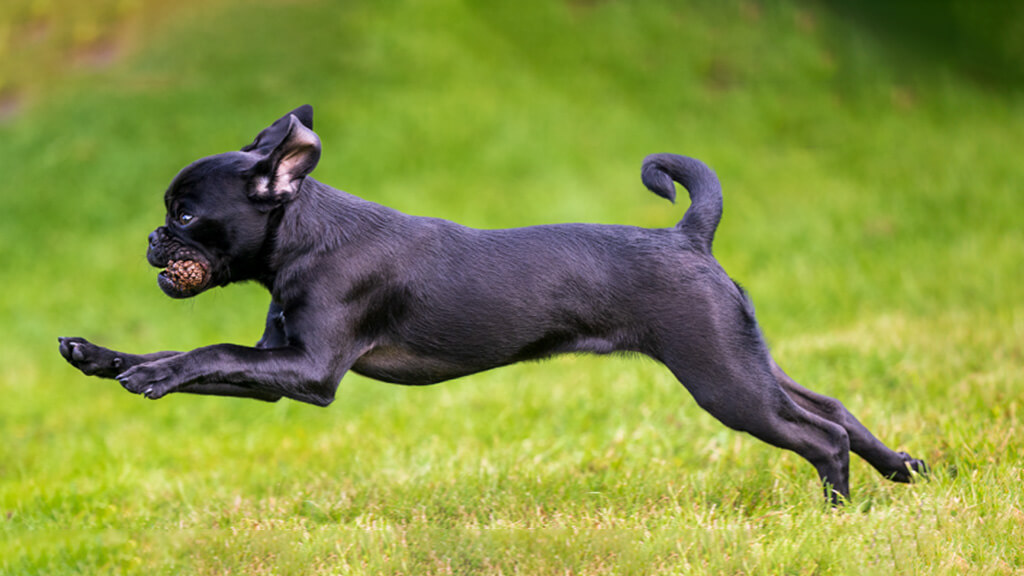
[165,260,206,290]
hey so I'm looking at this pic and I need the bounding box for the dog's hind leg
[769,362,927,483]
[662,352,852,503]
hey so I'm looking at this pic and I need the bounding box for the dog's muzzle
[147,227,213,298]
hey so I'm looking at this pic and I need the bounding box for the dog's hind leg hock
[769,362,927,483]
[666,360,852,504]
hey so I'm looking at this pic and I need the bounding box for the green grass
[2,0,1023,573]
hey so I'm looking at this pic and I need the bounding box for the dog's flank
[59,105,927,504]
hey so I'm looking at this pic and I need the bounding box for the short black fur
[59,106,927,504]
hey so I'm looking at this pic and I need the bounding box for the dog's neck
[262,178,401,290]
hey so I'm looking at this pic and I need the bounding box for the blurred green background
[1,0,1022,574]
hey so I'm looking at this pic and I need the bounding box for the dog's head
[147,105,322,298]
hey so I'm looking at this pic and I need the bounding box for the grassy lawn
[2,0,1022,573]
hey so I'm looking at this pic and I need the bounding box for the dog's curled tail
[641,153,723,254]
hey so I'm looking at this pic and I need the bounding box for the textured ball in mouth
[158,259,210,296]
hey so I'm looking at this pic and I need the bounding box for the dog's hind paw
[889,452,929,483]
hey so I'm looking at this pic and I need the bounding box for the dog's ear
[288,105,314,130]
[246,113,321,203]
[242,105,314,153]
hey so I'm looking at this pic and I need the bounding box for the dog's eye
[177,213,195,226]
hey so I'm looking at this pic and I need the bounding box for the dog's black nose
[148,230,160,248]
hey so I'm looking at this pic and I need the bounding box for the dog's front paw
[58,337,125,378]
[117,363,176,400]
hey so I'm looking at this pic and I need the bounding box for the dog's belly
[352,345,490,385]
[351,331,628,386]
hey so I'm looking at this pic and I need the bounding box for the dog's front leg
[116,343,359,406]
[155,301,293,402]
[58,337,290,402]
[255,300,287,349]
[58,337,180,379]
[60,302,298,402]
[166,301,327,402]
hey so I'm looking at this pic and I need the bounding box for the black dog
[59,105,925,502]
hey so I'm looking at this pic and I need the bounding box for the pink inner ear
[271,121,320,194]
[273,161,302,194]
[274,148,312,193]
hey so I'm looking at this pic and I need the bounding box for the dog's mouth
[157,258,212,298]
